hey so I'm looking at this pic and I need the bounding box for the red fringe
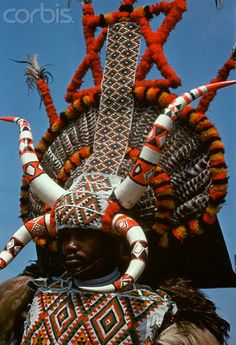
[120,0,136,6]
[197,55,235,113]
[66,1,186,102]
[102,201,122,233]
[37,80,58,126]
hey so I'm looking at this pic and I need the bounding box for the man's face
[59,228,115,280]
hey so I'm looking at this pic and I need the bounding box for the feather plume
[81,0,92,4]
[68,0,92,7]
[231,43,236,61]
[12,54,53,91]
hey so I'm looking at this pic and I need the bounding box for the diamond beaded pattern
[85,22,141,175]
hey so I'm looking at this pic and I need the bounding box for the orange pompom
[80,146,91,159]
[158,92,176,108]
[172,226,188,240]
[83,95,93,106]
[155,184,173,195]
[209,188,227,200]
[34,237,47,247]
[188,219,203,235]
[64,160,73,173]
[158,233,169,248]
[73,99,84,112]
[146,87,160,103]
[189,112,205,126]
[65,105,76,119]
[102,201,121,233]
[209,140,224,151]
[20,189,28,198]
[206,205,220,216]
[37,139,47,153]
[51,118,63,133]
[203,212,216,225]
[200,127,219,141]
[133,86,145,102]
[129,148,141,162]
[209,152,225,164]
[20,205,29,214]
[71,152,81,165]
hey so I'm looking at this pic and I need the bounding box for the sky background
[0,0,235,343]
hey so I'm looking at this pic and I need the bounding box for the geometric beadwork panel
[54,173,121,230]
[91,297,126,344]
[85,22,141,175]
[50,296,77,339]
[21,276,177,344]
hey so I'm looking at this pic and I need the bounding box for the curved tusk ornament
[114,80,236,209]
[78,214,148,292]
[0,214,51,270]
[0,116,65,207]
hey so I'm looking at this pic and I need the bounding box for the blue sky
[0,0,235,342]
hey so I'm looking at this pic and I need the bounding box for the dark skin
[59,228,119,281]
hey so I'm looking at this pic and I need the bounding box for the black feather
[12,54,53,91]
[231,43,236,61]
[215,0,224,9]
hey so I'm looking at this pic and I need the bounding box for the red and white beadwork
[0,116,65,207]
[0,214,51,269]
[21,278,177,344]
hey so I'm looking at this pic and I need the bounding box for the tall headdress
[0,0,236,291]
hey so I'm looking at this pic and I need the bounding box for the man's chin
[67,264,97,281]
[65,264,87,278]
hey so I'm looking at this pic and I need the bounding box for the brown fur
[159,279,230,345]
[0,275,34,345]
[157,322,221,345]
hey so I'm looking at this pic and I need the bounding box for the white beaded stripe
[125,259,146,280]
[139,146,162,165]
[114,176,146,209]
[154,113,173,127]
[30,175,65,207]
[126,226,148,245]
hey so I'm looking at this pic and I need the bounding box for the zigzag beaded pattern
[54,174,118,229]
[21,281,176,344]
[85,22,141,175]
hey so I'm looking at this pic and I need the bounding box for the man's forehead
[58,227,114,241]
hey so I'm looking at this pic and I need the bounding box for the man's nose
[64,239,79,253]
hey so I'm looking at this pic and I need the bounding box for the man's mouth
[64,254,87,267]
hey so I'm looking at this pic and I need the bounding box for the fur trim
[159,279,230,344]
[0,276,34,345]
[157,322,221,345]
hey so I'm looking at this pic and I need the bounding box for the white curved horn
[0,214,51,270]
[114,80,236,209]
[0,117,65,207]
[78,214,148,292]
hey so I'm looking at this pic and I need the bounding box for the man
[2,227,224,345]
[59,227,120,282]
